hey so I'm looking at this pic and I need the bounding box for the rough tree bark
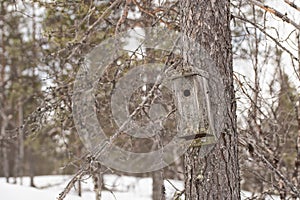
[180,0,240,199]
[0,0,10,184]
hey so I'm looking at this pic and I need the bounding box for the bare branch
[60,0,122,60]
[57,169,87,200]
[239,137,300,197]
[233,15,299,62]
[284,0,300,12]
[247,0,300,30]
[115,0,131,34]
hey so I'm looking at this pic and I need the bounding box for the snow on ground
[0,175,280,200]
[0,175,183,200]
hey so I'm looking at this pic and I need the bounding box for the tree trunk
[13,144,18,184]
[18,99,24,185]
[93,173,103,200]
[138,0,167,198]
[92,161,104,200]
[78,178,82,197]
[1,114,9,183]
[152,169,166,200]
[28,147,36,187]
[13,99,25,185]
[0,0,9,184]
[180,1,240,199]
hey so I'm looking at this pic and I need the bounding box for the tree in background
[0,1,43,186]
[232,0,300,198]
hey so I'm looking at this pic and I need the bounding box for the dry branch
[233,15,299,62]
[115,0,131,34]
[284,0,300,12]
[57,37,181,200]
[59,0,122,60]
[239,137,300,197]
[57,169,87,200]
[247,0,300,30]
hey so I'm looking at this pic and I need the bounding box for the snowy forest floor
[0,175,279,200]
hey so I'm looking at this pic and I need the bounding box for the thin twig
[58,0,122,60]
[239,137,300,197]
[132,0,155,18]
[234,14,300,81]
[233,73,268,119]
[166,179,181,192]
[284,0,300,12]
[233,15,299,62]
[132,0,179,28]
[247,0,300,30]
[115,0,131,34]
[57,169,88,200]
[58,31,181,200]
